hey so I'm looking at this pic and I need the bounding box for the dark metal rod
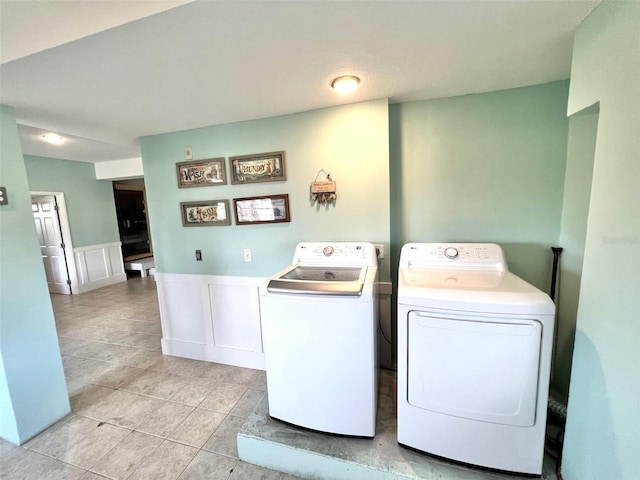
[550,247,563,302]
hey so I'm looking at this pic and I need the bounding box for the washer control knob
[323,246,334,256]
[444,247,459,259]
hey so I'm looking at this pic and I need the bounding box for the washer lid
[280,265,363,282]
[267,265,368,296]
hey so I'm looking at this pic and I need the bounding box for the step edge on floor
[237,431,416,480]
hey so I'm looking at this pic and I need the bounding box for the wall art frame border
[229,151,286,185]
[180,199,231,227]
[233,194,290,225]
[176,157,227,188]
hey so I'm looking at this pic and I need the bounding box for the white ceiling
[0,0,600,164]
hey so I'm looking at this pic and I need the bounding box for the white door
[32,195,71,294]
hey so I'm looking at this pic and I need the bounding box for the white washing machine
[397,243,555,475]
[260,242,378,437]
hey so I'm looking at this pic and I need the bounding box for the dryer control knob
[323,246,334,256]
[444,247,459,259]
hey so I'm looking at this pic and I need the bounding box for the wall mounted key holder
[311,170,336,204]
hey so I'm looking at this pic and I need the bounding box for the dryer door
[407,311,542,426]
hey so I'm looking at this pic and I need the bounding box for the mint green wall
[141,100,391,280]
[562,3,640,479]
[24,155,120,248]
[390,81,569,290]
[0,352,17,443]
[555,112,598,396]
[0,106,70,445]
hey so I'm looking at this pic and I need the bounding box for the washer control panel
[323,246,335,256]
[293,242,377,266]
[400,243,506,270]
[444,247,459,259]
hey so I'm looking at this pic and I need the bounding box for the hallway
[0,277,297,480]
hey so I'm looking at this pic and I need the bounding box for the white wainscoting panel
[156,273,265,370]
[210,283,262,352]
[161,281,211,342]
[73,242,126,293]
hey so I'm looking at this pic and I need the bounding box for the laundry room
[1,65,619,480]
[139,81,573,479]
[141,80,573,374]
[1,2,637,479]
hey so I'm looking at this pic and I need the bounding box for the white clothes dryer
[260,242,378,437]
[397,243,555,475]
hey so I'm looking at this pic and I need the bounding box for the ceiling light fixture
[42,133,64,145]
[331,75,360,93]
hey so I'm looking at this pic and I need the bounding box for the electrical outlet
[243,249,252,262]
[195,249,202,261]
[374,244,384,260]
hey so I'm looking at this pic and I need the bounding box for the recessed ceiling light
[42,133,64,145]
[331,75,360,93]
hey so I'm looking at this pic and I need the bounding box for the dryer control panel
[400,243,506,270]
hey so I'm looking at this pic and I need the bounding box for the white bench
[124,257,155,277]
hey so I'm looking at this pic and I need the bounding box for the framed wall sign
[233,194,290,225]
[229,151,286,185]
[176,158,227,188]
[180,200,231,226]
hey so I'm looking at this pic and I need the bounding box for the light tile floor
[1,277,298,480]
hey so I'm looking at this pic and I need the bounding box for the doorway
[113,181,153,262]
[31,193,75,294]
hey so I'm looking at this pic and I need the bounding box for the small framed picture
[233,194,290,225]
[180,200,231,227]
[176,158,226,188]
[229,151,286,185]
